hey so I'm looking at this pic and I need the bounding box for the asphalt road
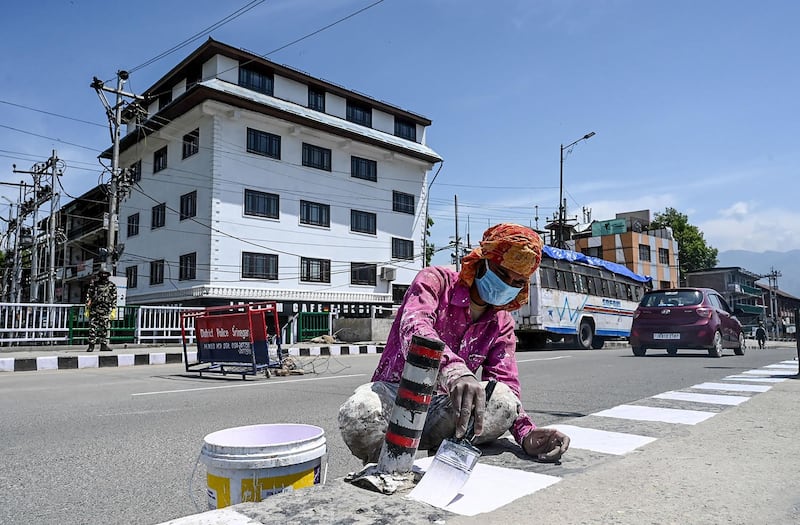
[1,344,796,525]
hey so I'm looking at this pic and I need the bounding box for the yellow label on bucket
[207,473,231,508]
[242,468,317,501]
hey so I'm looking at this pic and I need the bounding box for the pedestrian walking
[755,320,767,350]
[85,269,117,352]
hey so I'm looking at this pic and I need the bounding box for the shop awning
[734,303,766,315]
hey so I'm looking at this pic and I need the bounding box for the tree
[650,207,718,284]
[424,216,435,266]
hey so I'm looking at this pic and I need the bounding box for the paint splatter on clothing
[372,265,536,446]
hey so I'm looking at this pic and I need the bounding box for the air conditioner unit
[381,267,396,281]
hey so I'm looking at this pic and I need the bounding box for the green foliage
[424,215,435,266]
[650,207,718,283]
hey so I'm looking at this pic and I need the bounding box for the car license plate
[654,333,680,340]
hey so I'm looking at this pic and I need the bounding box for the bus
[511,245,653,349]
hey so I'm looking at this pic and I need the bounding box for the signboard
[592,219,627,236]
[77,258,94,278]
[195,312,268,364]
[110,276,127,307]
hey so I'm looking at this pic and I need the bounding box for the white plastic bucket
[199,423,327,509]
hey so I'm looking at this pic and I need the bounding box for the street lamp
[556,131,595,249]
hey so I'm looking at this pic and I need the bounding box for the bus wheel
[591,336,605,349]
[577,320,594,350]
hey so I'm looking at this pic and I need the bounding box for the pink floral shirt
[372,266,536,445]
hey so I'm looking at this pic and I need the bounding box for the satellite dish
[632,220,643,233]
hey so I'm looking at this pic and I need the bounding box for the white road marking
[764,363,797,369]
[742,369,795,376]
[723,375,787,383]
[132,373,366,396]
[653,391,749,406]
[593,404,716,425]
[549,424,657,455]
[693,381,771,392]
[517,355,572,363]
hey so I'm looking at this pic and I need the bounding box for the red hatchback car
[630,288,745,358]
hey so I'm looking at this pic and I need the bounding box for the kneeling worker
[339,223,570,464]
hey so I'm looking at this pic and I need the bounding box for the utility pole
[767,267,782,338]
[92,70,144,276]
[453,195,460,271]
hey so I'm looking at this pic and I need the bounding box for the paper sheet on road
[409,456,560,516]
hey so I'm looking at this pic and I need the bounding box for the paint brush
[408,380,496,508]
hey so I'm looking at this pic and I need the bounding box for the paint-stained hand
[523,428,570,463]
[450,375,485,439]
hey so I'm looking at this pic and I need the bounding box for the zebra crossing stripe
[653,391,749,406]
[593,404,716,425]
[549,424,656,455]
[723,375,786,383]
[742,369,795,376]
[693,382,771,392]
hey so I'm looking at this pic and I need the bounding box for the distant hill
[717,250,800,299]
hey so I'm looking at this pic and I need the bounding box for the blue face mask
[475,260,524,306]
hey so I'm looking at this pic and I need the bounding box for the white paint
[36,356,58,370]
[549,424,657,455]
[410,456,560,516]
[132,373,366,396]
[309,347,321,356]
[78,355,99,369]
[780,360,799,365]
[401,363,438,386]
[329,345,341,356]
[186,351,197,363]
[156,507,254,525]
[516,355,573,364]
[693,381,771,392]
[723,375,787,383]
[367,345,377,354]
[0,358,13,372]
[653,391,749,406]
[149,353,166,365]
[763,363,798,369]
[593,404,716,425]
[117,354,135,367]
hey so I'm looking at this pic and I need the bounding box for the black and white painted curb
[0,345,384,373]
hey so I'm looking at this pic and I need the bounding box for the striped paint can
[377,334,445,474]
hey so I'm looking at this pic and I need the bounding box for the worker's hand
[449,375,485,439]
[85,300,91,307]
[523,428,570,463]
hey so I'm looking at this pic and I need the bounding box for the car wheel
[734,332,746,356]
[632,346,646,356]
[708,331,724,358]
[666,347,678,356]
[577,320,594,350]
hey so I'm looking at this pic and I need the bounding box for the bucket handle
[188,450,204,513]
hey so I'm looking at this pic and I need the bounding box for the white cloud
[699,205,800,252]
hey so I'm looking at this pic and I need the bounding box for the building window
[238,66,273,95]
[392,238,414,260]
[149,259,165,285]
[392,284,409,304]
[351,263,377,285]
[158,91,172,110]
[153,146,168,173]
[300,200,330,227]
[351,210,377,234]
[351,156,377,182]
[392,191,415,214]
[246,128,281,159]
[180,191,197,220]
[242,252,278,280]
[658,248,669,265]
[182,128,199,159]
[394,117,416,141]
[584,246,602,259]
[152,203,166,229]
[300,257,330,283]
[659,280,672,290]
[127,213,140,237]
[129,160,141,182]
[244,189,279,219]
[302,143,331,171]
[179,252,197,281]
[346,100,372,127]
[126,265,138,289]
[308,87,325,112]
[638,244,651,262]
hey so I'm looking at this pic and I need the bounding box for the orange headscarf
[459,223,543,311]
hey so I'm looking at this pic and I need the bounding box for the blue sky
[1,0,798,268]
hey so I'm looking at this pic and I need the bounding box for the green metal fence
[297,312,330,341]
[67,305,139,345]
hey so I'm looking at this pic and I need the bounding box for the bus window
[600,279,610,297]
[554,270,563,290]
[565,272,577,292]
[578,274,589,294]
[586,276,596,295]
[541,267,556,289]
[625,284,633,300]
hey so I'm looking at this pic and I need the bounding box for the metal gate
[68,305,138,344]
[297,312,329,341]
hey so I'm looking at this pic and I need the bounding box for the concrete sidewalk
[0,342,385,373]
[160,361,800,525]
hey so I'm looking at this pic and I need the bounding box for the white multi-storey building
[111,39,442,317]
